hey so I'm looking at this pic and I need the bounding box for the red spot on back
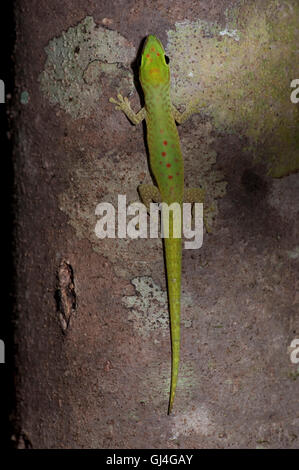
[159,161,162,164]
[166,163,171,168]
[168,175,173,179]
[163,140,168,146]
[146,53,150,58]
[157,52,160,56]
[162,152,166,156]
[150,47,155,52]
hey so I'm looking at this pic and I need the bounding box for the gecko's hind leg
[184,187,213,233]
[184,187,205,204]
[138,184,161,213]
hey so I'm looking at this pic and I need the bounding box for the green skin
[110,35,206,414]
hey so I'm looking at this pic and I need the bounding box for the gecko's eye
[165,55,170,64]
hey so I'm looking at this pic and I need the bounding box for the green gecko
[110,35,206,414]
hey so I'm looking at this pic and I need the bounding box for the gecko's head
[139,35,170,87]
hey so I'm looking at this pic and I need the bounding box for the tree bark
[10,0,299,449]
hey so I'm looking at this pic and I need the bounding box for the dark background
[0,0,16,449]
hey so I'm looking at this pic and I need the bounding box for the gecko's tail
[164,236,182,415]
[168,330,180,414]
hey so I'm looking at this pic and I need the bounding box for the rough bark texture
[12,0,299,448]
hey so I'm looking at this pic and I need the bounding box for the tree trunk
[10,0,299,448]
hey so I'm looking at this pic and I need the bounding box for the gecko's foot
[138,184,161,213]
[183,187,215,233]
[172,99,207,124]
[203,204,216,233]
[109,93,131,112]
[109,93,146,125]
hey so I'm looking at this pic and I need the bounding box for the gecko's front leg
[172,100,206,125]
[109,93,146,125]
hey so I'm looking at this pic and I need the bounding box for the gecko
[110,35,206,414]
